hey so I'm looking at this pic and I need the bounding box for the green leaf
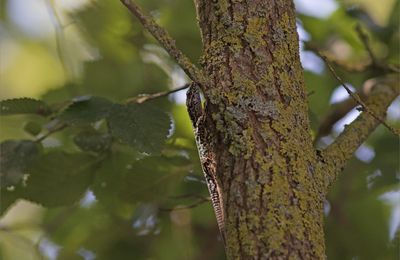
[107,103,172,154]
[59,96,114,125]
[119,156,190,202]
[1,152,100,210]
[0,98,51,116]
[73,130,112,152]
[92,153,133,209]
[0,188,19,215]
[93,154,190,205]
[24,152,99,207]
[24,121,42,136]
[0,140,39,188]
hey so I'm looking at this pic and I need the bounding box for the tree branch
[319,75,399,191]
[126,84,190,104]
[120,0,208,88]
[45,0,69,77]
[314,93,365,142]
[321,55,399,136]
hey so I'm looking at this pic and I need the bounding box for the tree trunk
[121,0,399,258]
[194,0,326,258]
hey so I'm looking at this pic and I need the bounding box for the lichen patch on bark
[195,0,326,258]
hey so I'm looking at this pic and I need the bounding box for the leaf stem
[35,123,67,143]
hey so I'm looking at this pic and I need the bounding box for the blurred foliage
[0,0,399,259]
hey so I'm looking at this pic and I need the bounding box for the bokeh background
[0,0,399,259]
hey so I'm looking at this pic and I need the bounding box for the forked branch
[321,55,399,136]
[319,75,399,191]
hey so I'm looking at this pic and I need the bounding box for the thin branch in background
[319,78,398,190]
[126,84,190,104]
[44,0,69,77]
[159,197,211,212]
[44,0,80,97]
[37,83,190,141]
[355,24,378,66]
[321,55,399,136]
[355,24,400,73]
[120,0,208,88]
[168,193,208,200]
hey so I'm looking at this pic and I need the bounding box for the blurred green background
[0,0,399,259]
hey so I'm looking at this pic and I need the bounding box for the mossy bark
[121,0,398,258]
[194,0,325,258]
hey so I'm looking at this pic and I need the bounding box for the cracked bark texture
[194,0,325,258]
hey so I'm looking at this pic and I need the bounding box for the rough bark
[320,76,399,190]
[194,1,325,258]
[121,0,399,258]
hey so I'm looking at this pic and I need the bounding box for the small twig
[321,55,399,136]
[45,0,78,97]
[126,84,190,104]
[355,24,400,73]
[120,0,208,88]
[168,193,208,200]
[35,123,67,143]
[355,24,378,66]
[307,90,315,97]
[159,197,211,212]
[44,0,69,77]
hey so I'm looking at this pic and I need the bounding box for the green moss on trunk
[194,0,326,258]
